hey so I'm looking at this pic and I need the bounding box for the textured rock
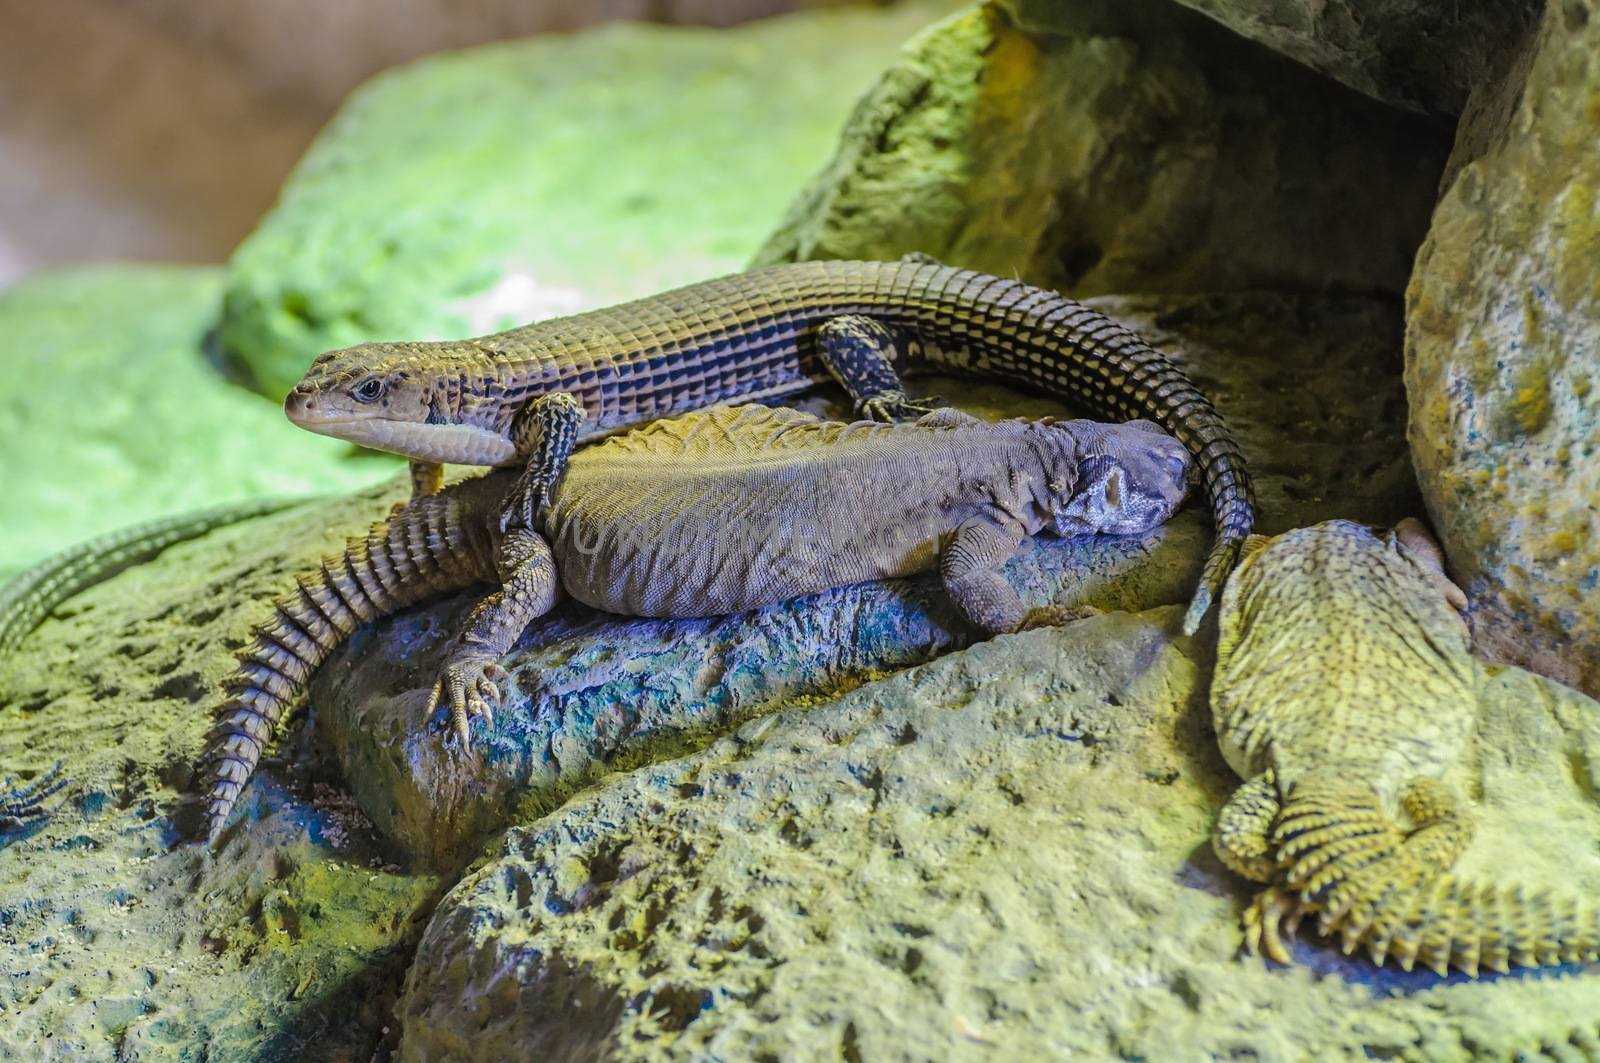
[397,607,1600,1060]
[1013,0,1539,117]
[754,0,1449,299]
[1405,0,1600,698]
[0,266,395,579]
[217,3,946,399]
[0,478,437,1062]
[315,290,1421,868]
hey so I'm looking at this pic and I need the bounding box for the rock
[754,0,1450,300]
[314,289,1421,869]
[396,607,1600,1060]
[0,266,395,579]
[0,479,439,1061]
[1013,0,1539,117]
[1404,0,1600,698]
[217,3,947,399]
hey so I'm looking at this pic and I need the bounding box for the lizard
[281,257,1252,635]
[0,761,67,834]
[197,403,1193,843]
[1210,518,1600,977]
[0,498,299,667]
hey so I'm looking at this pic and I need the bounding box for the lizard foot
[499,472,557,535]
[1241,886,1306,966]
[1020,603,1103,630]
[427,657,511,753]
[860,391,948,423]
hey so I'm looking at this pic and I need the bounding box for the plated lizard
[283,258,1251,634]
[198,404,1191,842]
[1211,519,1600,976]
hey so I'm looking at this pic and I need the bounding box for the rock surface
[0,479,436,1062]
[1405,0,1600,699]
[313,290,1420,869]
[396,606,1600,1060]
[218,3,949,399]
[754,0,1450,299]
[1019,0,1539,117]
[0,266,395,578]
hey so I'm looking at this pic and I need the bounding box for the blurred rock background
[0,0,874,285]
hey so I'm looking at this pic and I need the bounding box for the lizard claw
[428,655,511,752]
[499,473,556,535]
[860,391,947,423]
[1241,886,1302,966]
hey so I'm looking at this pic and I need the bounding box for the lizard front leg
[816,314,945,422]
[410,460,445,499]
[500,393,586,534]
[389,460,448,518]
[940,519,1027,633]
[428,528,560,750]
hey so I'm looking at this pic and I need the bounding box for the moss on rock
[755,0,1450,299]
[0,266,395,579]
[218,4,949,400]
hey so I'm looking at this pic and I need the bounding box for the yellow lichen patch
[976,13,1041,128]
[1553,179,1600,309]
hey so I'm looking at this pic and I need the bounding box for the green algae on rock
[395,607,1600,1060]
[754,0,1450,300]
[0,266,396,581]
[218,3,950,400]
[1405,0,1600,699]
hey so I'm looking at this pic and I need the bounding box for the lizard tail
[0,499,298,664]
[1332,874,1600,977]
[1264,778,1599,977]
[195,492,496,843]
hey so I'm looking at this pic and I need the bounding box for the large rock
[0,266,395,579]
[1405,0,1600,698]
[1029,0,1540,117]
[0,479,438,1062]
[395,606,1600,1060]
[754,0,1449,299]
[217,3,947,399]
[314,289,1422,868]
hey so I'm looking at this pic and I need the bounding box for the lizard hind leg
[815,314,945,422]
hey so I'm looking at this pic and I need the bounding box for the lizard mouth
[286,409,516,466]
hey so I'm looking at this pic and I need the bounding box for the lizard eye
[352,377,386,403]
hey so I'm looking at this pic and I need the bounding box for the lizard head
[283,341,518,466]
[1046,418,1193,537]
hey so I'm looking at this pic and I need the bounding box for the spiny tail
[195,493,496,843]
[1268,780,1600,977]
[0,499,297,663]
[1333,873,1600,978]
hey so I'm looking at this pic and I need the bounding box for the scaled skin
[197,404,1191,843]
[1211,519,1600,976]
[280,258,1252,634]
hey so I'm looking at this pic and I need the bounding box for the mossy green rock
[0,266,395,579]
[1405,0,1600,699]
[755,0,1449,299]
[397,608,1600,1059]
[218,4,946,400]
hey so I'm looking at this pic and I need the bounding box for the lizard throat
[293,416,517,465]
